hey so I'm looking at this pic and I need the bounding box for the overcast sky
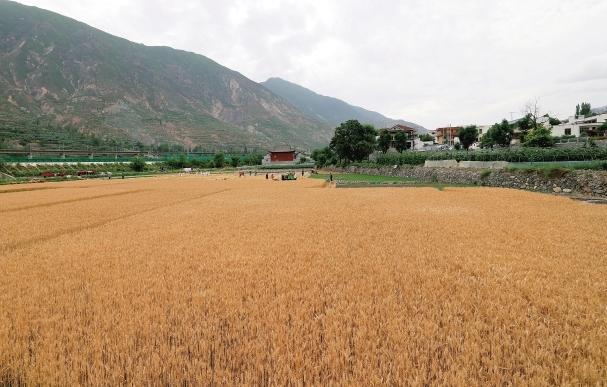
[18,0,607,129]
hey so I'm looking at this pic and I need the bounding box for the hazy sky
[18,0,607,129]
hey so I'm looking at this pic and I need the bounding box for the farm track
[0,175,606,385]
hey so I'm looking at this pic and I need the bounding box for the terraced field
[1,175,606,384]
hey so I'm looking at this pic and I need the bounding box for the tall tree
[482,119,513,148]
[329,120,377,162]
[458,126,479,150]
[213,153,225,168]
[580,102,592,116]
[378,130,391,153]
[522,99,540,131]
[311,147,336,168]
[393,131,409,153]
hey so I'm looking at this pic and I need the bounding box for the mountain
[591,105,607,115]
[261,77,426,133]
[0,1,331,151]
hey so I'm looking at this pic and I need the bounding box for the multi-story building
[383,124,417,149]
[434,127,461,145]
[551,114,607,137]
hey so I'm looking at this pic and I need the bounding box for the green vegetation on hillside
[0,1,331,151]
[310,173,413,183]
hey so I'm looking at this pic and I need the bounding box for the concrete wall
[424,160,509,169]
[457,161,509,169]
[424,160,458,168]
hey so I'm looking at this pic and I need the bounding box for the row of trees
[129,153,264,172]
[314,120,440,167]
[576,102,592,117]
[313,120,405,167]
[313,120,496,167]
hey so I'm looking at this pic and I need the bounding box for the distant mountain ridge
[0,0,331,150]
[261,77,426,132]
[591,105,607,115]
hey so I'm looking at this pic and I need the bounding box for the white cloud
[17,0,607,128]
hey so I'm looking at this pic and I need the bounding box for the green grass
[310,173,476,190]
[508,160,607,171]
[310,173,414,183]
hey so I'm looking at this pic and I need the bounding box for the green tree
[548,117,561,126]
[482,119,513,148]
[419,133,434,142]
[394,131,409,153]
[458,125,479,150]
[523,125,554,148]
[378,130,391,153]
[130,156,146,172]
[518,113,533,134]
[243,153,263,165]
[213,153,225,168]
[329,120,377,162]
[230,156,240,168]
[598,122,607,136]
[177,154,188,168]
[580,102,592,116]
[311,147,337,168]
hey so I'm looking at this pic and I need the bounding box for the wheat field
[1,175,606,385]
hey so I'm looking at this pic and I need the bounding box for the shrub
[375,147,607,166]
[130,157,146,172]
[213,153,225,168]
[480,170,491,179]
[230,156,240,168]
[523,126,554,148]
[243,153,263,166]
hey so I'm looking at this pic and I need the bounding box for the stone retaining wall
[329,166,607,198]
[424,160,509,169]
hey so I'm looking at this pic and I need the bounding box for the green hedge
[376,148,607,165]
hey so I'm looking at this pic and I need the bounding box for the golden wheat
[1,175,606,385]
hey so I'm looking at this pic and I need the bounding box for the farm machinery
[281,172,297,181]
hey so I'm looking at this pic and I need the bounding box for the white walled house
[476,125,491,141]
[551,114,607,137]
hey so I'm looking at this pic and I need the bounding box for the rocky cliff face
[0,1,331,150]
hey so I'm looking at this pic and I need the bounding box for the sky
[18,0,607,129]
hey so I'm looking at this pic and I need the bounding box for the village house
[551,113,607,137]
[435,127,461,146]
[384,124,417,149]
